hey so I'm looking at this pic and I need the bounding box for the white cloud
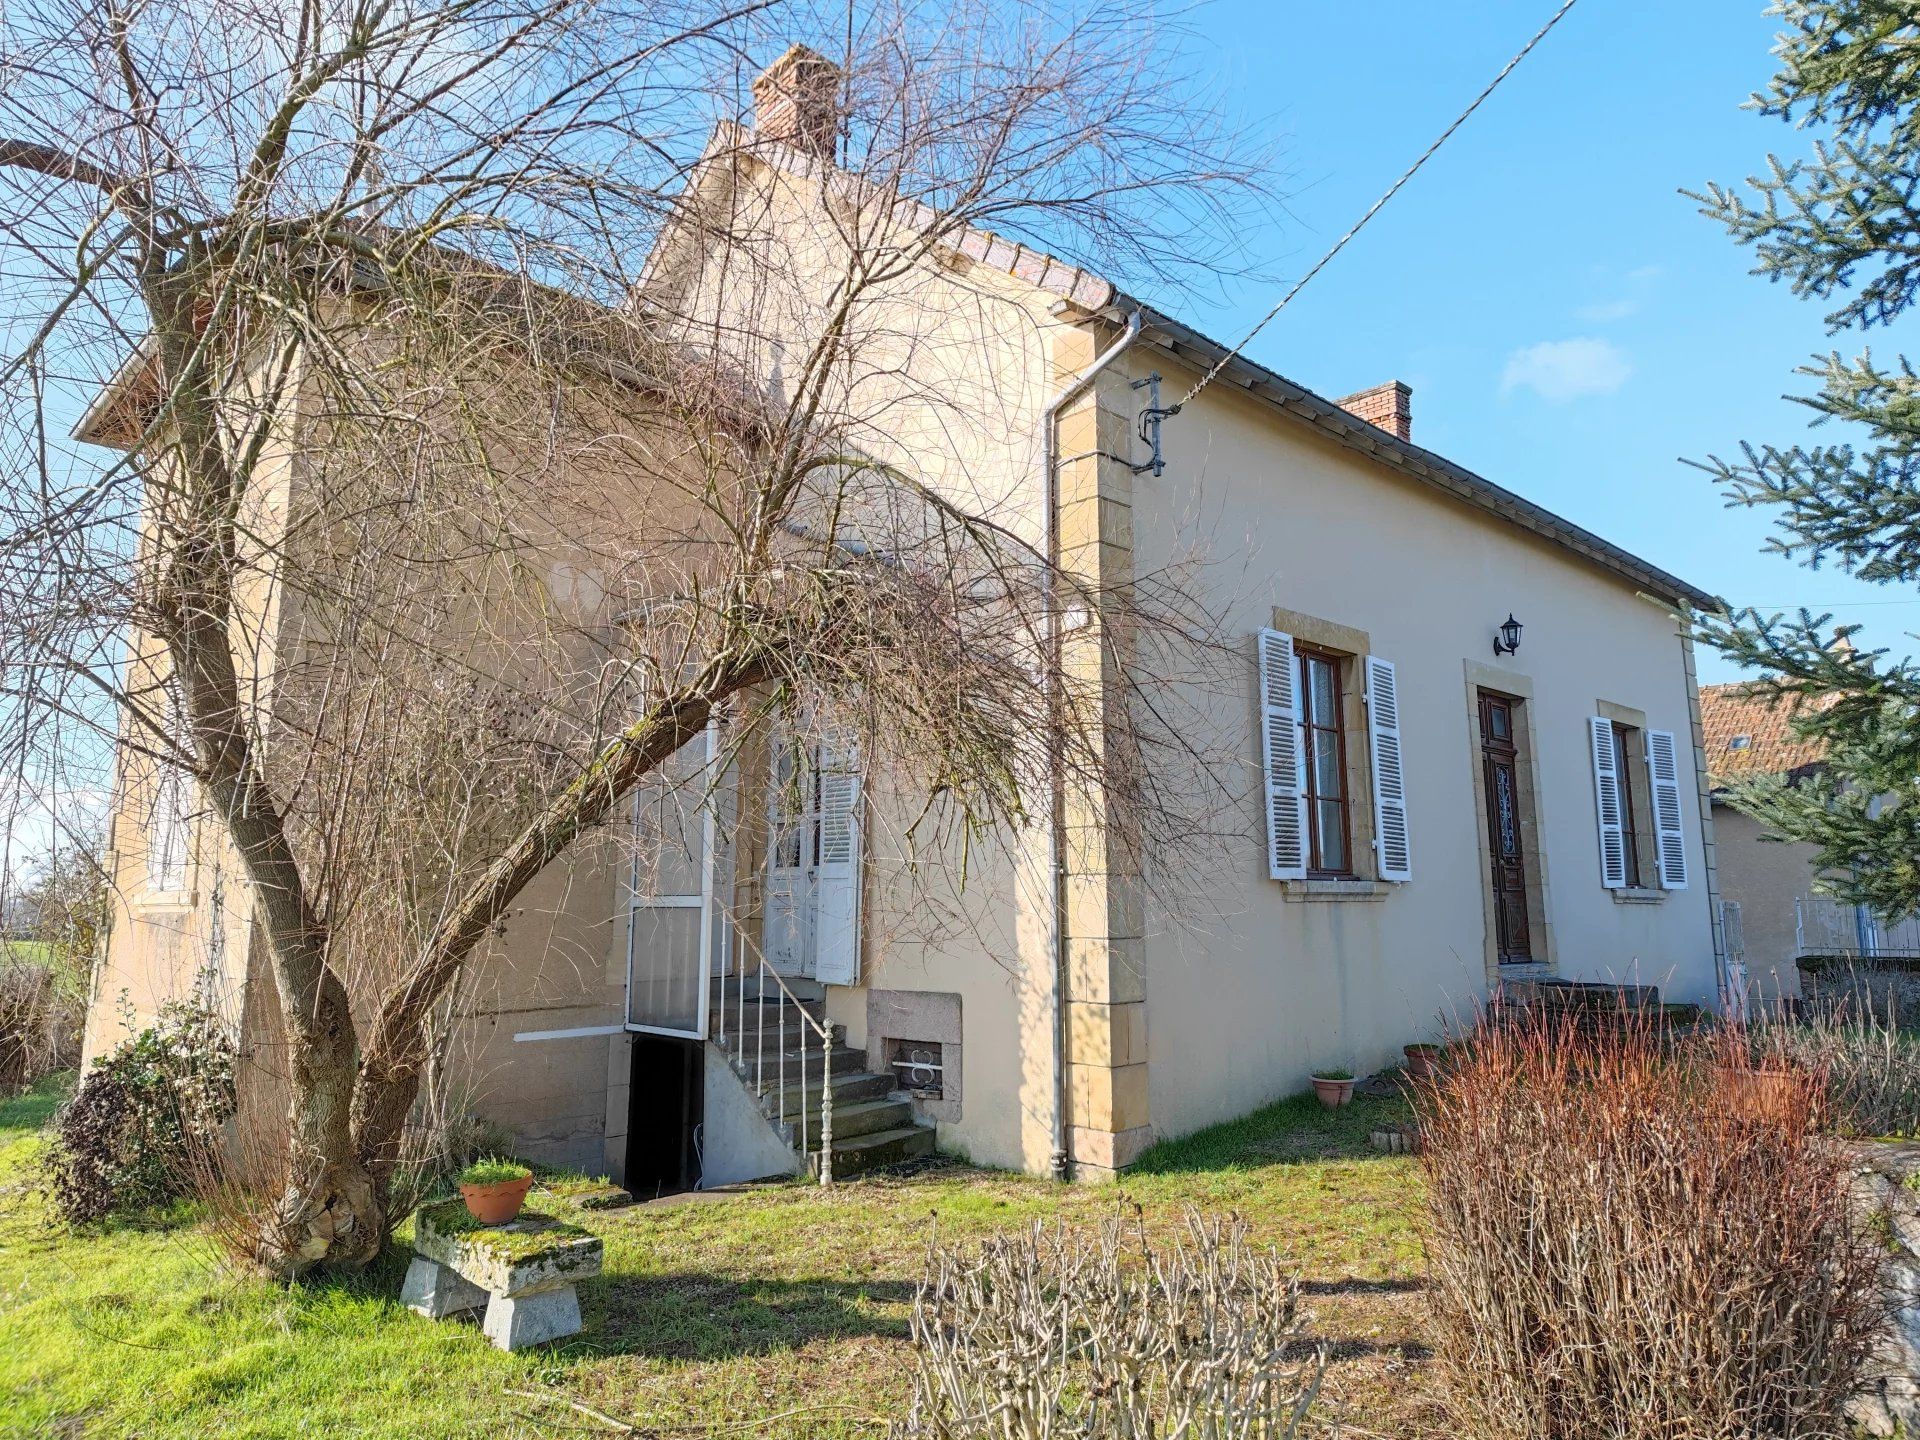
[1500,337,1632,403]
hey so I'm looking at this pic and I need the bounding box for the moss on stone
[416,1201,595,1264]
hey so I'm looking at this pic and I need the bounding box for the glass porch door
[625,722,726,1038]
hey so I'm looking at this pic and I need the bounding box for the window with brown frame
[1611,721,1644,889]
[1296,645,1352,877]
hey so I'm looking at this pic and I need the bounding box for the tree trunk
[253,963,385,1276]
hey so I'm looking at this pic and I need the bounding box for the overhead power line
[1178,0,1584,407]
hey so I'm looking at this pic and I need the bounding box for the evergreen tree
[1694,1,1920,917]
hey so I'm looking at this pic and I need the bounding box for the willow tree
[0,0,1258,1273]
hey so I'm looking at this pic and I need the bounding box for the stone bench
[402,1201,603,1351]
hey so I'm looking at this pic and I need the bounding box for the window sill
[1611,887,1666,905]
[132,893,195,914]
[1281,879,1390,904]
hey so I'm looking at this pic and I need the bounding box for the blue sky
[1166,0,1915,684]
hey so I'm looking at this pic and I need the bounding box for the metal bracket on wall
[1131,372,1180,476]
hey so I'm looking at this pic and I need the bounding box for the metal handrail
[718,955,835,1185]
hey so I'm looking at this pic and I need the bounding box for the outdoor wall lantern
[1493,613,1523,657]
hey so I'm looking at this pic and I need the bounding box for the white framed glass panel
[625,723,720,1038]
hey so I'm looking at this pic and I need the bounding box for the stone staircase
[709,976,935,1179]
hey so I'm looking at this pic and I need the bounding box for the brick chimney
[1335,380,1412,443]
[752,44,841,158]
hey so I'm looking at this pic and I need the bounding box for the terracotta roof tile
[1698,682,1831,788]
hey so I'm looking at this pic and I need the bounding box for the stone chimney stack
[1335,380,1413,443]
[752,44,841,158]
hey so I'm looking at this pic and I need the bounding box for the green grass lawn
[0,941,57,970]
[0,1078,1436,1438]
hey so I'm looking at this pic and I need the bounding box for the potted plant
[1403,1043,1442,1080]
[1311,1069,1356,1109]
[458,1157,535,1225]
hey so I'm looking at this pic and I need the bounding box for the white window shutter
[762,736,809,975]
[148,765,190,892]
[1646,728,1689,890]
[1588,716,1627,889]
[1364,656,1411,882]
[813,735,863,985]
[1257,629,1307,880]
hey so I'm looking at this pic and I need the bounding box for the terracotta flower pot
[459,1175,533,1225]
[1311,1075,1356,1109]
[1714,1064,1812,1122]
[1403,1044,1441,1080]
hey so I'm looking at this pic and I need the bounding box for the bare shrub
[1755,998,1920,1138]
[1418,1011,1884,1440]
[0,838,105,1091]
[0,955,81,1092]
[898,1211,1324,1439]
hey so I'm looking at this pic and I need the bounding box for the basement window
[887,1038,945,1101]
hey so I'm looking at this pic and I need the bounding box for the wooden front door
[1478,692,1532,964]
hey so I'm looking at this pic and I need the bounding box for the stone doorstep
[413,1203,603,1298]
[563,1184,634,1212]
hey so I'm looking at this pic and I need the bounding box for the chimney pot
[1336,380,1412,443]
[752,44,841,158]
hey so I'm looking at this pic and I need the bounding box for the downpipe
[1041,307,1144,1182]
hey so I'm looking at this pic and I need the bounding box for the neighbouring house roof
[1698,682,1832,789]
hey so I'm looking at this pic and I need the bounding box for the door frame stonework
[1462,660,1557,982]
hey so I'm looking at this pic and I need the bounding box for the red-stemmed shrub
[1418,1008,1884,1439]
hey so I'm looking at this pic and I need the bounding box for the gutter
[1041,307,1143,1181]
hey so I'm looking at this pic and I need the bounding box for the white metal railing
[1795,896,1920,959]
[715,955,835,1185]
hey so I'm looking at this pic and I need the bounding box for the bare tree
[0,0,1262,1274]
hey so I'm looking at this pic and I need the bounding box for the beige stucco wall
[1713,801,1816,1002]
[1125,359,1720,1145]
[830,798,1057,1173]
[84,347,301,1068]
[83,309,714,1179]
